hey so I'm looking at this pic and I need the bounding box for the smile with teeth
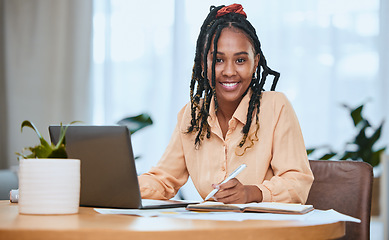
[221,82,238,87]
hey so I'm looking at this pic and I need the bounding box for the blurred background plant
[307,103,386,168]
[117,113,153,160]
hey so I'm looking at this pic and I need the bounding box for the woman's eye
[236,58,245,63]
[216,58,223,63]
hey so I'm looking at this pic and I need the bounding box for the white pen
[204,164,247,201]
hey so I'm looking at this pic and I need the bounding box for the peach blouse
[138,91,314,203]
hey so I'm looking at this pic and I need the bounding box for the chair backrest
[306,160,373,240]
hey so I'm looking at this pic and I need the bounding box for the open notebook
[186,201,314,214]
[49,125,198,209]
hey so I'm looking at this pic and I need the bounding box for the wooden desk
[0,201,345,240]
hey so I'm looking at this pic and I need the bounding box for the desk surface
[0,201,345,240]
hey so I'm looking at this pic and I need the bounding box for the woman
[139,4,313,204]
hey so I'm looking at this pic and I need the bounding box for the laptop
[49,125,197,209]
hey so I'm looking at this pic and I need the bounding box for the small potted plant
[16,120,80,215]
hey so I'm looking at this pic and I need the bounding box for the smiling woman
[138,4,313,205]
[206,27,260,138]
[90,1,388,209]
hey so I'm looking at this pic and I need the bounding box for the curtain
[0,0,8,169]
[91,0,179,175]
[2,0,93,168]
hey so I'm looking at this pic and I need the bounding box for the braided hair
[187,4,280,152]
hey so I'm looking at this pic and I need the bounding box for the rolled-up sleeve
[138,107,189,200]
[258,93,313,203]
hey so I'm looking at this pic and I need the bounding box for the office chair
[306,160,373,240]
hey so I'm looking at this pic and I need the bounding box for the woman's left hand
[212,178,263,203]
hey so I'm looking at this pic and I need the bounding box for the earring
[201,71,205,79]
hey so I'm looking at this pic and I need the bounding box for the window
[91,0,385,178]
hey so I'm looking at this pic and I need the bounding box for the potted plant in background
[307,103,386,216]
[117,113,153,135]
[16,120,80,215]
[117,113,153,160]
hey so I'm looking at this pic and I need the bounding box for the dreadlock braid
[187,5,280,151]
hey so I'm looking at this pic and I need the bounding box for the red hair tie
[216,4,247,18]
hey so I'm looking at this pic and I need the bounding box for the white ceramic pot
[18,158,80,215]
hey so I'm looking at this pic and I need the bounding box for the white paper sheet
[94,208,360,223]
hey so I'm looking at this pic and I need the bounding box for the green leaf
[55,121,81,149]
[353,121,384,163]
[20,120,52,158]
[48,145,68,158]
[21,120,51,149]
[21,120,43,139]
[319,153,337,160]
[30,145,53,158]
[339,151,358,160]
[354,126,369,148]
[370,147,386,167]
[368,121,384,147]
[306,148,315,155]
[118,113,153,134]
[349,104,364,127]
